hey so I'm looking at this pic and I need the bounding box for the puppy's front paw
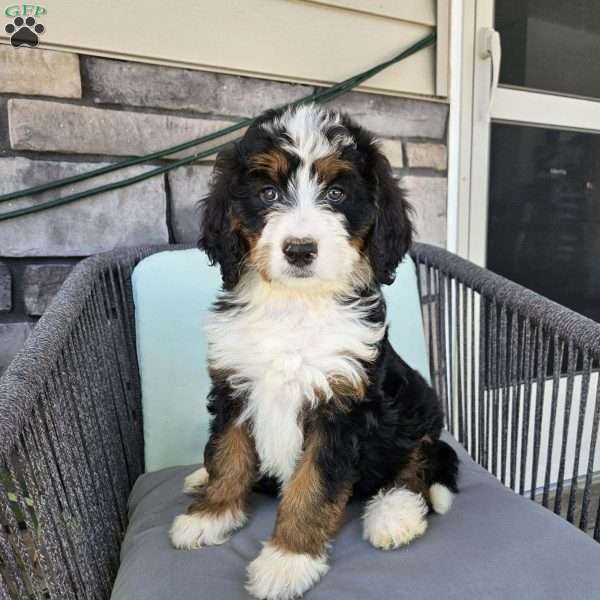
[246,542,329,599]
[183,466,210,495]
[362,487,428,550]
[170,509,246,549]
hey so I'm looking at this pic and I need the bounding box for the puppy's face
[240,108,377,292]
[200,105,413,292]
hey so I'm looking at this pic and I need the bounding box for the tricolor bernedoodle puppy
[170,104,459,599]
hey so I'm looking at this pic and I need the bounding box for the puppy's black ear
[198,148,246,290]
[366,147,414,285]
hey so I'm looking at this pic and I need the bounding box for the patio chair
[1,243,599,600]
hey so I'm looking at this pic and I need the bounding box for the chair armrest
[0,245,177,599]
[410,243,600,543]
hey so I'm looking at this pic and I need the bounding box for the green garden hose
[0,32,435,222]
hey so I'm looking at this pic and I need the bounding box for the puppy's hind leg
[362,485,429,550]
[427,439,459,515]
[363,440,429,550]
[363,437,459,549]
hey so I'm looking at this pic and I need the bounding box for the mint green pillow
[132,249,430,472]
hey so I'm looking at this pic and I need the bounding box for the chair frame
[1,243,598,599]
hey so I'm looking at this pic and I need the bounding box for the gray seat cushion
[111,435,600,599]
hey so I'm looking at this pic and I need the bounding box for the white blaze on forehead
[287,160,323,210]
[262,104,354,164]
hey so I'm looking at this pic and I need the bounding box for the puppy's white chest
[206,296,382,483]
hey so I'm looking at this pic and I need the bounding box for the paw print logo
[5,16,45,48]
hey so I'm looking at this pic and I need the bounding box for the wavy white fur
[262,104,354,165]
[170,508,246,549]
[246,542,329,600]
[362,487,428,550]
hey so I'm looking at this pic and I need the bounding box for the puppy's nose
[283,238,318,266]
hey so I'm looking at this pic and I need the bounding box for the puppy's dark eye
[259,186,279,202]
[325,186,345,202]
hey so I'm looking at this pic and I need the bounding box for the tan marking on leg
[188,424,257,517]
[271,428,351,556]
[395,437,433,502]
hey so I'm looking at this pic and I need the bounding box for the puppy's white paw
[362,487,428,550]
[429,483,454,515]
[183,467,210,495]
[170,509,246,549]
[246,542,329,600]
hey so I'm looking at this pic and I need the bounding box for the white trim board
[492,87,600,133]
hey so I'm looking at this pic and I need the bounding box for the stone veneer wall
[0,47,449,374]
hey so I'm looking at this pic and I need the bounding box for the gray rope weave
[412,243,600,541]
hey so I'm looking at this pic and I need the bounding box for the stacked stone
[0,47,448,373]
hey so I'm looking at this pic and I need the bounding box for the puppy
[170,104,459,599]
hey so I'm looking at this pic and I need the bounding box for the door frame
[449,0,600,265]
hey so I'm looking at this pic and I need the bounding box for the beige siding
[303,0,436,25]
[0,0,448,98]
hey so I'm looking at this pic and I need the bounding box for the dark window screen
[496,0,600,99]
[487,123,600,323]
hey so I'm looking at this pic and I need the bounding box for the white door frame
[447,0,485,260]
[448,0,600,265]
